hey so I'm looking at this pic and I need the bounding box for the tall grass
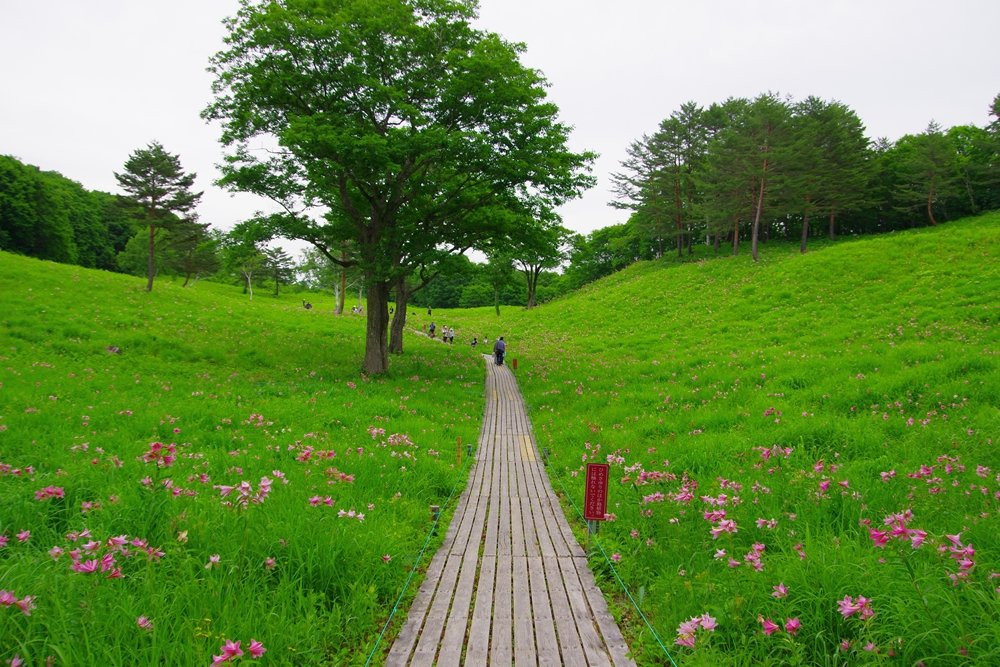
[438,212,1000,665]
[0,259,484,665]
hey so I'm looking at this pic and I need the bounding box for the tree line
[610,92,1000,262]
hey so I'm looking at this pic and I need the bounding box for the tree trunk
[800,213,810,253]
[828,212,837,239]
[182,271,192,287]
[362,280,390,375]
[494,287,500,316]
[274,272,279,297]
[713,234,720,253]
[146,223,156,292]
[525,266,539,308]
[731,218,740,255]
[751,170,767,262]
[926,193,937,225]
[335,248,347,314]
[674,174,684,257]
[245,272,254,301]
[389,278,408,355]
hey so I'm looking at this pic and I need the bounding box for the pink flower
[772,583,788,598]
[16,530,30,543]
[610,553,621,563]
[205,554,221,569]
[784,617,801,635]
[674,633,696,648]
[838,595,860,618]
[212,639,244,665]
[10,655,24,667]
[72,559,98,574]
[382,554,392,564]
[136,616,153,630]
[15,596,35,616]
[248,639,266,659]
[710,519,738,539]
[265,557,276,569]
[869,529,890,547]
[760,617,780,635]
[699,613,717,631]
[840,639,851,651]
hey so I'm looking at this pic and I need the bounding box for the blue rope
[553,473,679,667]
[363,456,473,666]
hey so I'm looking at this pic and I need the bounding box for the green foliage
[440,212,1000,665]
[611,91,999,274]
[204,0,594,372]
[0,155,135,268]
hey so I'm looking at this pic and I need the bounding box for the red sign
[584,463,609,521]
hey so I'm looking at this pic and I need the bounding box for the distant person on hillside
[471,336,478,349]
[427,307,432,316]
[429,322,436,338]
[493,336,506,366]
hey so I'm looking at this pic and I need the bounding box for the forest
[2,92,998,309]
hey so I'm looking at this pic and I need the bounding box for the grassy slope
[438,212,1000,665]
[0,260,485,665]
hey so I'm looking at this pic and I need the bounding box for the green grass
[438,212,1000,665]
[3,213,998,665]
[0,263,486,665]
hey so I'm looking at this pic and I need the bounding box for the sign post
[583,463,609,553]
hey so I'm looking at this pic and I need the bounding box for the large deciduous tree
[204,0,593,374]
[114,142,202,292]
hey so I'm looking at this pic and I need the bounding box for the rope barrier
[553,473,679,667]
[363,455,473,667]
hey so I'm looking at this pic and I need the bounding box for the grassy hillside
[438,212,1000,665]
[0,261,486,665]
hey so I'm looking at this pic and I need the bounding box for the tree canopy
[204,0,594,373]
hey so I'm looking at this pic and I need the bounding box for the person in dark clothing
[493,336,506,365]
[429,322,436,338]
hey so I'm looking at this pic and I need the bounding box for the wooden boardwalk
[387,358,634,666]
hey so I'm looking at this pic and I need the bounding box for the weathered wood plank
[512,555,536,665]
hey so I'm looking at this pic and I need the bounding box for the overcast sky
[1,0,997,253]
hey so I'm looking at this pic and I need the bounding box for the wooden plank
[573,556,635,666]
[465,553,496,665]
[528,555,560,665]
[490,537,513,664]
[553,555,611,667]
[512,555,536,665]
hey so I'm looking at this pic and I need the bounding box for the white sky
[1,0,997,250]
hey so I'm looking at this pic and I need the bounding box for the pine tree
[114,142,201,291]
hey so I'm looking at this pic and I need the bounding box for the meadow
[1,212,998,666]
[433,212,1000,665]
[0,259,485,665]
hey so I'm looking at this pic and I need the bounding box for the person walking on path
[429,322,436,338]
[493,336,506,365]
